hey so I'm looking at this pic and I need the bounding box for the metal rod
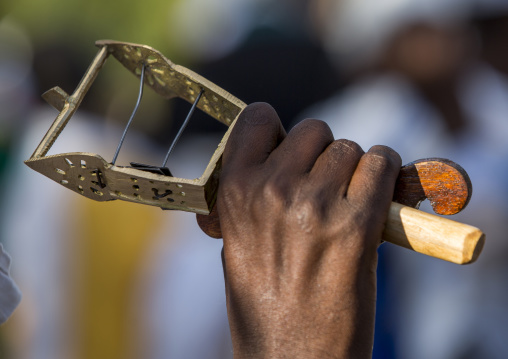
[162,89,204,167]
[111,63,146,165]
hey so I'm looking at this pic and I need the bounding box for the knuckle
[298,118,331,131]
[291,118,333,138]
[239,102,278,126]
[288,197,324,233]
[219,169,253,205]
[325,139,364,165]
[243,176,289,220]
[220,166,296,215]
[220,176,245,206]
[335,139,364,155]
[261,174,291,204]
[365,145,402,173]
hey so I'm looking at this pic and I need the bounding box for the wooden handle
[384,202,485,264]
[387,158,484,264]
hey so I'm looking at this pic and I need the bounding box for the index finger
[223,102,286,170]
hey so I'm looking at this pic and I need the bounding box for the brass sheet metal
[25,152,210,213]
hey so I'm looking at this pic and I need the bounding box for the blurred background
[0,0,507,358]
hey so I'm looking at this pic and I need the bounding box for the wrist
[231,329,373,359]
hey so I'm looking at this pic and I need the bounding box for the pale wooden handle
[384,202,485,264]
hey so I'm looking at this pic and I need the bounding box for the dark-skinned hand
[197,103,401,359]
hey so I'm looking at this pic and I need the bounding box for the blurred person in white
[303,0,508,357]
[0,244,21,325]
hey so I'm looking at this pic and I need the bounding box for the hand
[198,103,401,358]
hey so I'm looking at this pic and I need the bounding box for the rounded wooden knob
[393,158,472,215]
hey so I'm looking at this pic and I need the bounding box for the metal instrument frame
[25,40,247,214]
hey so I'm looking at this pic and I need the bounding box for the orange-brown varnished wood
[393,158,471,215]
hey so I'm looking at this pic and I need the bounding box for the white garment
[0,243,21,324]
[301,65,508,359]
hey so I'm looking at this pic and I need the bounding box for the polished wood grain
[394,158,472,215]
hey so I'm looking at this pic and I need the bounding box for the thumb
[196,204,222,238]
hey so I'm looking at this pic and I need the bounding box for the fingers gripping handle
[199,201,486,264]
[198,158,486,264]
[384,202,485,264]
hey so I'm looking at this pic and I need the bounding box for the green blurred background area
[2,0,182,56]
